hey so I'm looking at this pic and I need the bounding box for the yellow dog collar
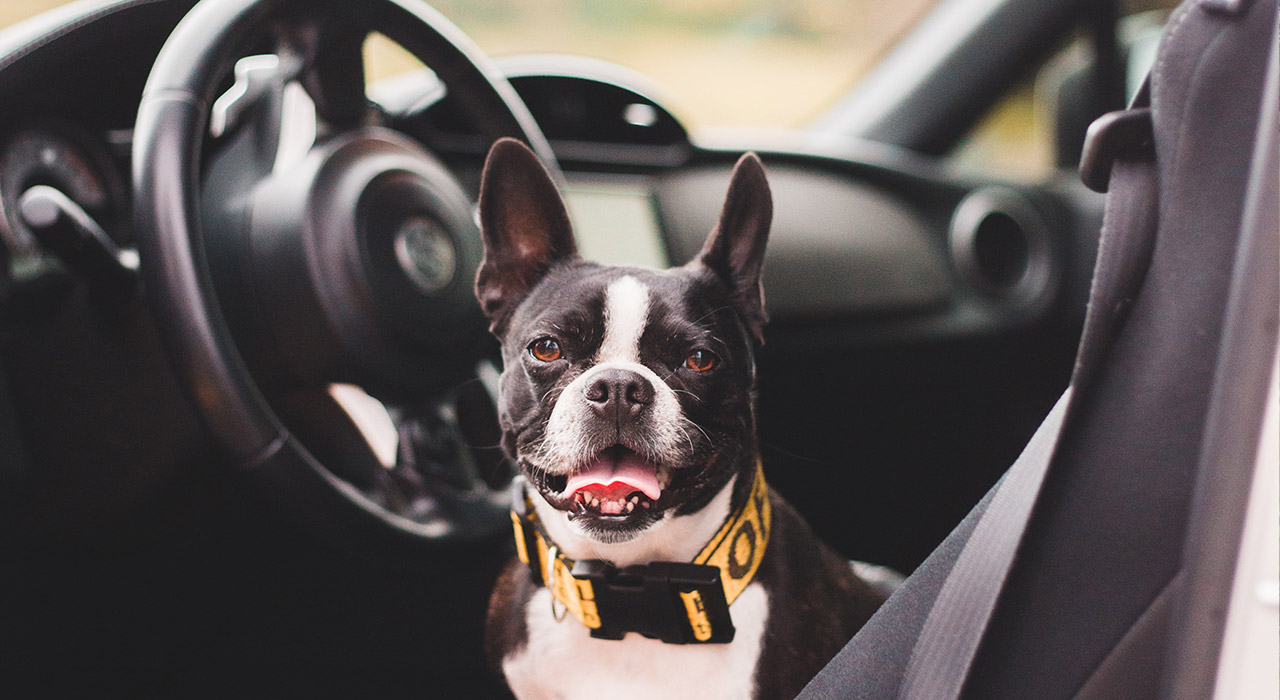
[510,462,771,644]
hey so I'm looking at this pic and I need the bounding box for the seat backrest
[798,0,1278,697]
[962,1,1277,696]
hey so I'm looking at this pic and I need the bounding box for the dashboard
[391,57,1102,352]
[0,0,1104,355]
[0,11,1122,691]
[0,124,131,270]
[0,1,192,311]
[0,0,1102,572]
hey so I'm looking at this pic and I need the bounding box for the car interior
[0,0,1274,697]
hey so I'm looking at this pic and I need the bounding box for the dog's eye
[529,337,562,362]
[684,349,717,372]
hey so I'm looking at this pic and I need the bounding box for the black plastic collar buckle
[572,559,736,644]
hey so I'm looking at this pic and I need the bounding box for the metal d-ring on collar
[546,544,568,622]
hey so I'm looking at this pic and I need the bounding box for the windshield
[6,0,942,133]
[419,0,942,132]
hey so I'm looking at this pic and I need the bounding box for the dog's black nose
[585,369,654,414]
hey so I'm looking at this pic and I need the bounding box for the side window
[950,7,1171,181]
[950,70,1053,181]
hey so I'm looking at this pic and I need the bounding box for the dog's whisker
[676,423,697,454]
[683,416,712,445]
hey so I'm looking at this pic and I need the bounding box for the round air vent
[949,188,1052,302]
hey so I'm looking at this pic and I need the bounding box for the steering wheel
[132,0,553,550]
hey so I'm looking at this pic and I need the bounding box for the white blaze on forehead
[597,276,650,363]
[535,273,685,482]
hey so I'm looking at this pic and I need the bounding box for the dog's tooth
[641,501,650,509]
[625,501,635,513]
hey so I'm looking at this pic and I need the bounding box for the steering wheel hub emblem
[393,215,457,295]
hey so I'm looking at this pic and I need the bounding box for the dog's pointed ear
[693,152,772,345]
[475,138,578,335]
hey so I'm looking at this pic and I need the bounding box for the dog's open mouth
[559,445,667,517]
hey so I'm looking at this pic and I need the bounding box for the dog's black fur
[477,138,884,699]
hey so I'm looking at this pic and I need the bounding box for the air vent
[949,188,1051,302]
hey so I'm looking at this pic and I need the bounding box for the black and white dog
[477,138,884,700]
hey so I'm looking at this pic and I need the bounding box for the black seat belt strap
[899,82,1157,700]
[899,386,1073,699]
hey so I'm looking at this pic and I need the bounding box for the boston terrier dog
[477,138,885,700]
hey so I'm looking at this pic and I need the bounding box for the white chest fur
[503,583,769,700]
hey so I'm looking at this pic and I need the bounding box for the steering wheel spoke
[383,380,511,536]
[271,376,511,539]
[273,12,374,134]
[389,372,510,493]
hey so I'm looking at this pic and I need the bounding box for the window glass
[383,0,942,132]
[0,1,62,27]
[9,1,942,134]
[951,72,1053,182]
[951,4,1175,181]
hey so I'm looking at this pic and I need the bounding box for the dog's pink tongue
[565,452,661,501]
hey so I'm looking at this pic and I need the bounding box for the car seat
[798,0,1279,697]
